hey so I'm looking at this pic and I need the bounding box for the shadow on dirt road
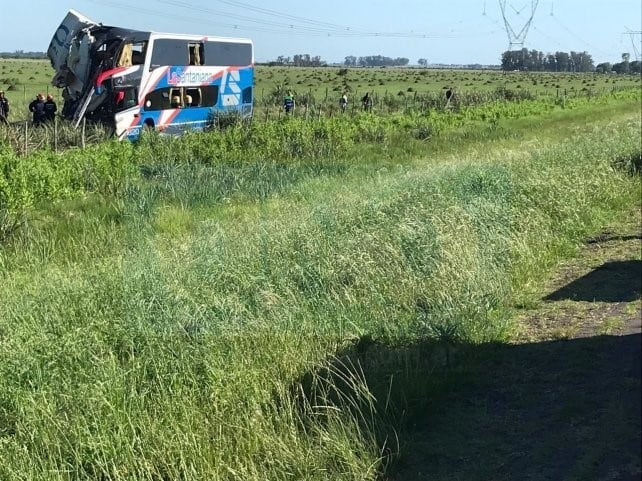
[369,215,642,480]
[373,332,641,481]
[544,259,641,303]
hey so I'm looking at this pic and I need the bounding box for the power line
[210,0,352,31]
[153,0,352,35]
[548,10,610,56]
[81,0,499,41]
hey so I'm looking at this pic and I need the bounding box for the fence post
[54,116,58,153]
[81,118,86,149]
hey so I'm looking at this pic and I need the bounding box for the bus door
[113,87,141,139]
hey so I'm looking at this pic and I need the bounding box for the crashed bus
[47,10,254,141]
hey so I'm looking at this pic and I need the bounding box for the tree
[620,53,631,73]
[555,51,570,72]
[268,54,325,67]
[545,53,557,71]
[344,56,357,67]
[612,61,629,74]
[417,58,428,67]
[501,50,520,70]
[576,51,594,72]
[595,62,612,73]
[501,49,594,72]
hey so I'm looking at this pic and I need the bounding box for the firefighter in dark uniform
[28,93,47,126]
[44,94,58,122]
[0,90,9,124]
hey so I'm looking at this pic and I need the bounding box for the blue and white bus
[48,10,254,141]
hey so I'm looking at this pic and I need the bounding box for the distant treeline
[262,54,411,67]
[264,50,641,72]
[264,54,326,67]
[343,55,410,67]
[501,48,641,74]
[3,48,639,73]
[0,51,47,59]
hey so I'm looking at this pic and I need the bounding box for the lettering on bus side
[167,67,216,86]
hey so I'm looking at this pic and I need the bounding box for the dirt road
[387,208,641,481]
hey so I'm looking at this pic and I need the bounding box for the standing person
[283,91,295,114]
[445,87,455,108]
[361,92,372,112]
[29,93,47,126]
[339,92,348,113]
[0,90,9,124]
[44,94,58,122]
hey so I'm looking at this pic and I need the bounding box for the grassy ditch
[0,97,640,478]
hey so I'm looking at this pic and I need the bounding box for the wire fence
[0,85,633,156]
[1,117,113,156]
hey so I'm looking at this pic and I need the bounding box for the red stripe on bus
[95,66,128,87]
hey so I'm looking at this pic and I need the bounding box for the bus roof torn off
[47,9,254,140]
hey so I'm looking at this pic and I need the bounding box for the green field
[0,58,640,479]
[253,65,641,103]
[1,58,640,119]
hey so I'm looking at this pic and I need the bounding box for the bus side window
[185,88,201,106]
[115,87,138,112]
[170,89,182,108]
[201,86,219,107]
[132,42,147,66]
[242,87,252,104]
[188,43,204,65]
[144,89,171,111]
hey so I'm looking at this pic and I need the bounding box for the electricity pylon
[623,28,642,61]
[499,0,540,51]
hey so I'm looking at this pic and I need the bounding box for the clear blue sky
[1,1,640,65]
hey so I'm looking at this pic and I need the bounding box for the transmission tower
[623,28,642,61]
[499,0,540,50]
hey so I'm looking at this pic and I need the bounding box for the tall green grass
[0,95,639,478]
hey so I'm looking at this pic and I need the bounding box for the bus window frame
[143,86,219,111]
